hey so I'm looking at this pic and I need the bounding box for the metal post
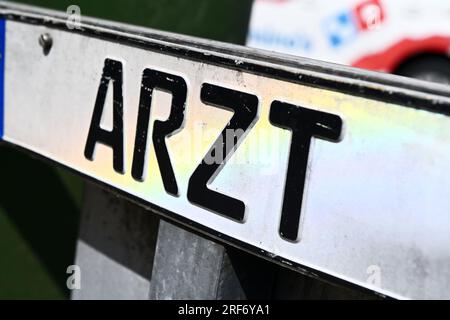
[72,183,159,300]
[148,220,276,299]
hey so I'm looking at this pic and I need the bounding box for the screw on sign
[38,33,52,55]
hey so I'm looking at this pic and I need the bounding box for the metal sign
[1,2,450,299]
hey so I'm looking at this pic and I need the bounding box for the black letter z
[187,84,258,221]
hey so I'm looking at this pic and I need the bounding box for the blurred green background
[1,0,253,299]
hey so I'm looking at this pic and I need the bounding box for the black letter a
[84,58,124,174]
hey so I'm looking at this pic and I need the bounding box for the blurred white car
[247,0,450,83]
